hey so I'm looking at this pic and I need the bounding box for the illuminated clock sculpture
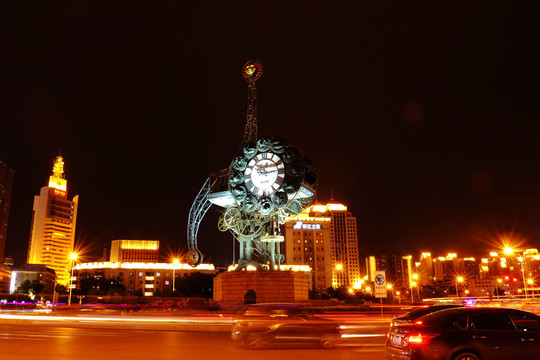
[187,60,316,271]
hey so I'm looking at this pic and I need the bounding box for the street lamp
[412,274,421,300]
[527,278,535,300]
[68,252,77,306]
[387,284,395,302]
[333,263,343,288]
[172,258,179,293]
[495,278,502,299]
[504,247,528,299]
[456,276,464,299]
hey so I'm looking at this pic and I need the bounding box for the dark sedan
[386,307,540,360]
[231,303,342,349]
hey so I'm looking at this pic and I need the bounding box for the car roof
[236,303,313,316]
[398,304,464,320]
[417,307,538,325]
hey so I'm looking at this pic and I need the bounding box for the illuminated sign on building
[293,221,321,230]
[53,189,67,197]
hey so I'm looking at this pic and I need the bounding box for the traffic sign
[374,271,387,298]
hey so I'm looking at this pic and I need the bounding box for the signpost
[374,271,387,316]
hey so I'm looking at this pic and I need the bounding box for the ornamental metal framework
[186,60,317,270]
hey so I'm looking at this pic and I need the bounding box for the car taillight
[405,333,440,345]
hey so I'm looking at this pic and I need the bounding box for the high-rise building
[284,199,361,291]
[366,254,390,282]
[395,255,414,292]
[27,156,79,286]
[0,152,15,263]
[417,252,434,283]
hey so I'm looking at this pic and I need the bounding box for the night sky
[2,1,539,268]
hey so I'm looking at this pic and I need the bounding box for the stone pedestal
[213,271,309,302]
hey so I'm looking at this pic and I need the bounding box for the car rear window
[468,312,515,330]
[508,312,540,331]
[414,308,468,326]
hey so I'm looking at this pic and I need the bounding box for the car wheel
[320,339,336,349]
[246,334,268,349]
[320,334,338,349]
[453,351,481,360]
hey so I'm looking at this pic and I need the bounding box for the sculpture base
[213,271,309,302]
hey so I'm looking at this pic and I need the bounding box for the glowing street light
[456,276,464,299]
[503,247,528,299]
[412,274,421,300]
[172,258,180,293]
[387,283,395,302]
[528,278,535,300]
[68,252,78,306]
[333,263,343,289]
[495,278,502,298]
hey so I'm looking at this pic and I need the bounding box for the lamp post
[68,252,77,306]
[528,279,535,300]
[387,284,395,303]
[504,247,528,299]
[495,278,502,299]
[333,263,343,288]
[456,276,464,299]
[412,274,421,300]
[173,259,180,292]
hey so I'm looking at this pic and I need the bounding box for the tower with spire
[27,155,79,286]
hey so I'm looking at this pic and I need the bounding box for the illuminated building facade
[367,255,389,281]
[462,258,479,279]
[74,240,214,296]
[0,153,15,264]
[417,252,434,284]
[27,156,79,286]
[110,240,159,263]
[9,264,57,294]
[0,266,10,293]
[397,255,414,292]
[74,262,215,296]
[284,205,331,292]
[432,254,458,284]
[284,200,361,291]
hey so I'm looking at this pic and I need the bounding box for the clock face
[244,152,285,196]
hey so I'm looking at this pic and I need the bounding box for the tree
[17,280,45,296]
[176,272,215,298]
[77,276,126,295]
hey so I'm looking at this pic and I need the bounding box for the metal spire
[241,59,263,146]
